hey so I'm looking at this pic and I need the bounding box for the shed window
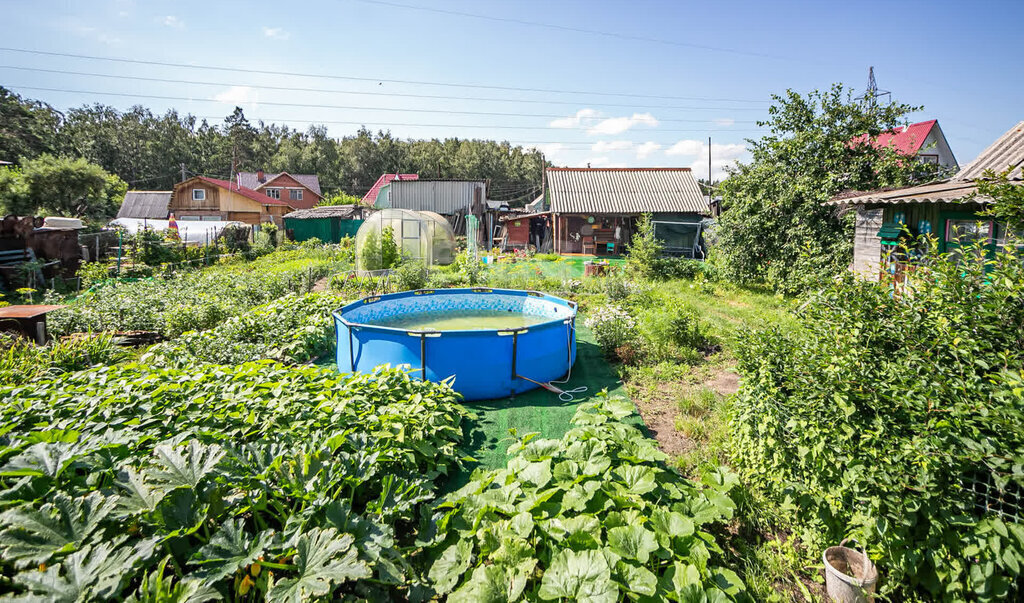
[946,219,992,245]
[918,154,939,165]
[289,189,303,201]
[266,188,281,200]
[995,223,1024,249]
[192,189,206,201]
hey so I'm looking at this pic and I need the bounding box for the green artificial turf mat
[447,324,635,490]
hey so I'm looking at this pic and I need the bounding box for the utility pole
[540,152,546,207]
[708,136,712,195]
[180,163,187,183]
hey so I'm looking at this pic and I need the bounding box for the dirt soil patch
[312,276,331,292]
[704,366,740,396]
[629,362,740,456]
[631,382,693,456]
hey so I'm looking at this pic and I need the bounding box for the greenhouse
[354,208,456,270]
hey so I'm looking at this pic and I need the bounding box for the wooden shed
[543,167,711,257]
[828,121,1024,281]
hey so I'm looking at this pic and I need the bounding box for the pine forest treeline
[0,87,547,203]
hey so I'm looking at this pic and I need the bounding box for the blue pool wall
[334,288,577,401]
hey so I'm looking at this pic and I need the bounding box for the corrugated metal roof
[236,172,323,196]
[117,191,171,219]
[824,180,989,206]
[546,168,708,214]
[386,180,487,214]
[955,121,1024,181]
[283,205,373,219]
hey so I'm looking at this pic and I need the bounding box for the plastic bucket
[823,539,878,602]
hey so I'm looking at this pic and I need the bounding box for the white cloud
[213,86,259,107]
[635,142,662,160]
[263,27,291,40]
[530,143,566,159]
[591,140,633,153]
[713,117,736,127]
[162,15,184,29]
[550,109,658,135]
[550,108,601,129]
[588,113,658,135]
[665,139,704,157]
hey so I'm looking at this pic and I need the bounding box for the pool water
[366,309,552,331]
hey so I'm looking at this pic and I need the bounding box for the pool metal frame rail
[332,287,578,400]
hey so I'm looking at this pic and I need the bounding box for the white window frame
[192,188,206,201]
[266,188,281,200]
[289,189,303,201]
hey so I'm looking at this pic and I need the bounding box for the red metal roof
[362,173,419,206]
[197,177,294,207]
[851,119,937,156]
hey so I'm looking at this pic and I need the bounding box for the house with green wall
[828,121,1023,280]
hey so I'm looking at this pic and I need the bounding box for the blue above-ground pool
[334,288,577,401]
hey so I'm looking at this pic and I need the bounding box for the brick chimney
[257,170,265,183]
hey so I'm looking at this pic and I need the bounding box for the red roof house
[169,176,300,226]
[851,119,958,169]
[362,173,419,206]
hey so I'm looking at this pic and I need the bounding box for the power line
[3,84,760,124]
[180,114,763,136]
[350,0,793,62]
[0,65,768,112]
[0,46,770,104]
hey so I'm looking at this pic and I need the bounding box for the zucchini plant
[424,396,748,602]
[0,362,467,600]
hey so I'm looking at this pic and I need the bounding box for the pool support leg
[420,334,427,381]
[510,330,518,398]
[348,328,355,373]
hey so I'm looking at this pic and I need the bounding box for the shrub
[298,236,323,249]
[452,250,484,285]
[393,260,428,291]
[729,243,1024,600]
[584,304,637,356]
[625,213,662,279]
[650,257,717,281]
[77,261,114,288]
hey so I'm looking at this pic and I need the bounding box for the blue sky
[2,0,1021,179]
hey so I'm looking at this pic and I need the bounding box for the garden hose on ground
[514,320,587,402]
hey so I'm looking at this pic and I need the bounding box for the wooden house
[829,121,1023,281]
[236,171,322,208]
[850,119,959,171]
[169,176,297,226]
[529,167,711,257]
